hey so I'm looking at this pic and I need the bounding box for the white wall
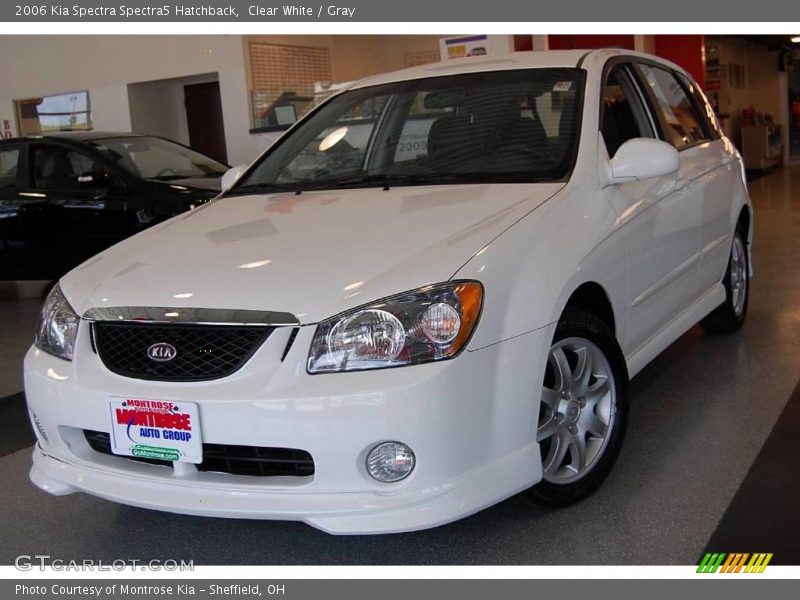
[87,85,132,131]
[128,72,219,146]
[0,35,261,165]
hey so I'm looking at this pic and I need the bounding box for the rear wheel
[528,309,629,507]
[701,228,749,333]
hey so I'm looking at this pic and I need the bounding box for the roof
[349,48,690,89]
[6,131,144,143]
[350,49,593,89]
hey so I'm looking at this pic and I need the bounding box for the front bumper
[24,323,552,534]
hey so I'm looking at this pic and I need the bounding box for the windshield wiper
[224,182,298,196]
[301,173,431,191]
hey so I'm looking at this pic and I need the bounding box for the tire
[700,227,749,334]
[528,308,629,507]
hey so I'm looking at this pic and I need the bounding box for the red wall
[545,34,706,89]
[547,35,635,51]
[653,35,705,90]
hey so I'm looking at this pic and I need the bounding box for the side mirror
[78,170,117,190]
[221,165,248,192]
[608,138,679,184]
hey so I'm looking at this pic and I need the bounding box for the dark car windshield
[89,136,228,180]
[231,68,584,193]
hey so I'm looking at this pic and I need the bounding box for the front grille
[83,430,315,477]
[92,322,273,381]
[84,429,172,467]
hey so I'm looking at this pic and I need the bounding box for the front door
[27,142,128,278]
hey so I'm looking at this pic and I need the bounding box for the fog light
[366,442,415,483]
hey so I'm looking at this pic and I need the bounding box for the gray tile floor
[1,167,799,564]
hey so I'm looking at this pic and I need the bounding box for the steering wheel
[154,167,177,178]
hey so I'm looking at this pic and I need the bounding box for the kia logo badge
[147,342,177,362]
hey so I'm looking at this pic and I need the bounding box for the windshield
[89,136,228,180]
[231,68,584,193]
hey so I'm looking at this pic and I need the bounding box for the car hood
[61,183,563,323]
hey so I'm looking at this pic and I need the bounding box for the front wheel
[528,308,629,507]
[701,228,749,333]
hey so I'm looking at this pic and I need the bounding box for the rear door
[674,71,741,294]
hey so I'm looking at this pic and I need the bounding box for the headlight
[35,284,79,361]
[307,281,482,373]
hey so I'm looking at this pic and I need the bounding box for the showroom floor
[1,167,798,565]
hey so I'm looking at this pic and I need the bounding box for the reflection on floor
[0,166,799,565]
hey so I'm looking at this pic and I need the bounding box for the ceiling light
[319,126,348,151]
[238,259,272,269]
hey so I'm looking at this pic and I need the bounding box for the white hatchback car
[26,49,752,534]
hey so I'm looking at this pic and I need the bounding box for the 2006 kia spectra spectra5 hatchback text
[25,49,752,534]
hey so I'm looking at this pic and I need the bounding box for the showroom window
[14,91,91,135]
[0,146,20,189]
[601,66,655,157]
[248,42,332,131]
[638,64,708,148]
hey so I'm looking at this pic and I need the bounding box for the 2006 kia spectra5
[26,49,752,534]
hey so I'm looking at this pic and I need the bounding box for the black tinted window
[602,67,653,157]
[234,69,585,192]
[0,146,20,189]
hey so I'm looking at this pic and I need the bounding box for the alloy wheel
[730,234,748,317]
[538,337,617,485]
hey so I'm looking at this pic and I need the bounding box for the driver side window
[32,145,111,191]
[601,66,654,158]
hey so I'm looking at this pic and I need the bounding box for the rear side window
[0,146,20,189]
[638,64,709,149]
[676,71,722,139]
[601,66,654,157]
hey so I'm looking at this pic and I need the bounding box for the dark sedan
[0,131,228,280]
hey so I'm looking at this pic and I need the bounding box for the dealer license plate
[107,397,202,464]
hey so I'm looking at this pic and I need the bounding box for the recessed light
[791,36,800,43]
[238,259,272,269]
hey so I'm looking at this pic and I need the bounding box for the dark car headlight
[307,281,483,374]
